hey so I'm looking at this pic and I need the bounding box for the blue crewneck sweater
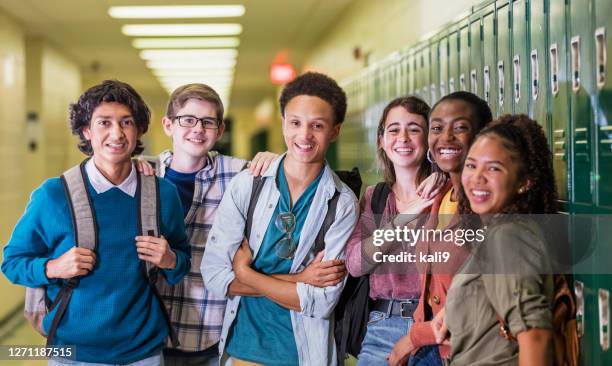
[2,175,190,363]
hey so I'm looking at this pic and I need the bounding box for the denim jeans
[163,346,219,366]
[48,353,162,366]
[408,345,444,366]
[356,310,414,366]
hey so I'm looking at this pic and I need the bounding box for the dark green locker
[594,0,612,211]
[482,5,498,116]
[431,37,441,104]
[569,0,595,208]
[549,0,571,204]
[529,0,549,139]
[511,0,530,114]
[449,28,460,94]
[439,34,450,99]
[497,1,513,115]
[470,15,484,98]
[459,21,471,92]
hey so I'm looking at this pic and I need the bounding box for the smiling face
[162,98,224,160]
[83,102,140,168]
[428,100,478,174]
[379,106,427,170]
[282,95,340,165]
[461,134,525,215]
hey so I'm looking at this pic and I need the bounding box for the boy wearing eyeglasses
[202,72,359,366]
[153,83,345,366]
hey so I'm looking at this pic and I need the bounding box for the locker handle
[571,36,581,92]
[430,84,437,103]
[550,44,559,96]
[600,289,610,351]
[498,61,505,108]
[531,50,539,101]
[513,55,521,103]
[484,66,491,104]
[460,73,466,91]
[595,27,606,90]
[449,77,455,93]
[440,81,446,97]
[470,69,478,95]
[575,281,584,338]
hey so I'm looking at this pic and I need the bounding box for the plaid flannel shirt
[155,150,246,352]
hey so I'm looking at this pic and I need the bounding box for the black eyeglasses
[173,115,219,130]
[275,212,297,259]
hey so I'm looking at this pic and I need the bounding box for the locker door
[439,35,449,99]
[408,50,416,95]
[448,28,460,94]
[483,6,498,116]
[424,45,432,105]
[570,0,595,208]
[470,16,484,98]
[431,37,441,104]
[511,0,530,114]
[414,47,424,100]
[594,0,612,211]
[497,1,512,114]
[400,53,409,96]
[459,21,470,92]
[549,0,571,204]
[529,0,549,139]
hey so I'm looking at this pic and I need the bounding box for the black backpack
[335,182,390,364]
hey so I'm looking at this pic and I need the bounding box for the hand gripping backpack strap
[137,172,180,348]
[46,161,98,346]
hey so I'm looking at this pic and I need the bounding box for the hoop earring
[427,149,435,164]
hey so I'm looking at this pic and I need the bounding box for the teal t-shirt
[226,159,323,365]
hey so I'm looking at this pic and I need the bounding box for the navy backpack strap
[312,190,341,255]
[371,182,391,228]
[245,176,266,239]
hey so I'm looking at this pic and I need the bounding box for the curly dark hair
[376,96,431,186]
[69,80,151,156]
[458,114,558,214]
[431,91,493,132]
[279,72,347,124]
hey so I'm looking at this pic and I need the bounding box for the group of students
[0,70,559,366]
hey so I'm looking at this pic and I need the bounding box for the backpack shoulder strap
[135,171,180,348]
[137,172,160,237]
[371,182,390,228]
[245,176,266,239]
[61,161,98,250]
[312,190,341,255]
[46,160,97,345]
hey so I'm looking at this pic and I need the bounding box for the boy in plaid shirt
[144,83,347,365]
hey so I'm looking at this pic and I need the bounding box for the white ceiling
[0,0,353,115]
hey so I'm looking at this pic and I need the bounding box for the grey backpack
[24,160,178,347]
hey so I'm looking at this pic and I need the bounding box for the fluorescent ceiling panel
[140,49,238,60]
[109,5,245,19]
[132,37,240,49]
[152,69,235,77]
[146,59,237,69]
[122,24,242,36]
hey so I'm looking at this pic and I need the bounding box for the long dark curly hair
[458,114,558,214]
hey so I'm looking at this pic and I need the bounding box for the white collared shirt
[85,159,137,197]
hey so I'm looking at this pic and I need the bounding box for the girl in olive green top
[434,115,557,365]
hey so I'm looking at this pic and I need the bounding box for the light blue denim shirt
[201,154,359,366]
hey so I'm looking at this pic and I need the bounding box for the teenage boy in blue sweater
[2,80,191,365]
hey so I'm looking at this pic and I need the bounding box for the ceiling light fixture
[140,49,238,60]
[109,5,245,19]
[146,59,237,69]
[132,37,240,49]
[122,24,242,37]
